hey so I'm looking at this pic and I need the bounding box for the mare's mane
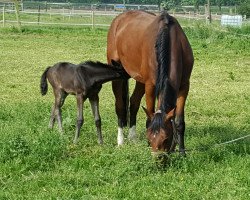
[149,12,177,132]
[155,12,177,112]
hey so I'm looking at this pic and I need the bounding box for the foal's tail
[40,67,50,96]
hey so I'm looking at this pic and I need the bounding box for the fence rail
[1,7,248,29]
[1,8,122,28]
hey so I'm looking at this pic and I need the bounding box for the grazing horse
[107,11,194,156]
[40,61,129,144]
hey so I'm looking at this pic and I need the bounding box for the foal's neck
[81,65,122,86]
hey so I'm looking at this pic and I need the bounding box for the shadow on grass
[186,124,250,155]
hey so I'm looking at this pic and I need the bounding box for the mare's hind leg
[89,94,103,145]
[128,81,145,141]
[112,79,129,146]
[74,93,84,144]
[175,84,190,156]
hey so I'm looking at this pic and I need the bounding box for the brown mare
[107,11,194,156]
[40,61,129,144]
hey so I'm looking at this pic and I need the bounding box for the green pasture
[0,21,249,199]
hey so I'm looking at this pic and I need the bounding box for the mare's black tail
[155,12,177,112]
[40,67,50,96]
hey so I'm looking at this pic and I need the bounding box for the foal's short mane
[80,61,122,70]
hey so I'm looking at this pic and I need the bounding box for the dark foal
[40,61,129,144]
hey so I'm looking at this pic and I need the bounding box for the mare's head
[143,108,176,157]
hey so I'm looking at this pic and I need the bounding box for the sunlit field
[0,19,249,199]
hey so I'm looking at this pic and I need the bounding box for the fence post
[38,5,41,25]
[3,5,5,27]
[206,0,212,24]
[50,7,51,19]
[63,7,65,21]
[45,1,47,12]
[13,0,21,31]
[91,10,95,29]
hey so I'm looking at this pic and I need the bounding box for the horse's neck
[86,68,120,85]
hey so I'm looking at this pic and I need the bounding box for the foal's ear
[165,108,175,122]
[142,106,152,120]
[111,59,121,67]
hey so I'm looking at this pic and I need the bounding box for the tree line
[27,0,248,6]
[22,0,249,17]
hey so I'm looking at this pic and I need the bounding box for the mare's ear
[165,108,175,122]
[142,106,152,120]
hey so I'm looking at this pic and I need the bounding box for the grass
[0,21,250,199]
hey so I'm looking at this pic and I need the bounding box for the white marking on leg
[128,125,137,142]
[117,127,124,146]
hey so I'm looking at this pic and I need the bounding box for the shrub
[238,2,250,18]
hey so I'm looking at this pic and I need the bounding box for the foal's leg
[128,81,145,141]
[74,93,84,144]
[50,89,67,132]
[175,83,190,156]
[112,79,129,146]
[89,94,103,145]
[49,104,56,129]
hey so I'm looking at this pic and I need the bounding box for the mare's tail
[40,67,50,96]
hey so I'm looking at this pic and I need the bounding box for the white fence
[0,8,121,28]
[0,7,248,29]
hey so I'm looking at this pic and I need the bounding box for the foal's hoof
[98,140,104,145]
[73,139,78,144]
[179,150,186,157]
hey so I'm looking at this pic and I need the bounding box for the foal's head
[143,108,175,157]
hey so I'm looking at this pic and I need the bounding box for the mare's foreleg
[112,79,129,146]
[144,83,156,127]
[128,81,145,141]
[89,95,103,145]
[175,84,190,156]
[74,93,84,144]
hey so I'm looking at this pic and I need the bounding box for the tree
[215,0,223,13]
[161,0,181,11]
[238,1,250,18]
